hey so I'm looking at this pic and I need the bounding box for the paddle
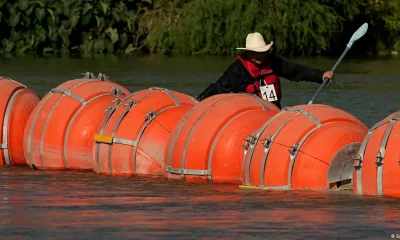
[308,22,369,105]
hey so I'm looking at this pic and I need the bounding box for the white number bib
[260,84,278,102]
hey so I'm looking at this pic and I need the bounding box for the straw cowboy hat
[236,32,273,52]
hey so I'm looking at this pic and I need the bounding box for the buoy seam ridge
[166,96,214,172]
[132,105,177,175]
[354,112,400,195]
[241,109,287,185]
[377,119,397,195]
[258,112,301,187]
[180,95,238,179]
[63,92,121,169]
[27,92,53,167]
[39,80,95,169]
[94,90,157,173]
[242,105,322,186]
[287,125,322,189]
[107,103,134,175]
[96,89,167,175]
[207,108,260,182]
[2,89,23,165]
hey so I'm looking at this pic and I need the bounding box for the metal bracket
[262,135,272,149]
[104,97,120,113]
[124,99,136,110]
[242,142,250,151]
[144,110,157,121]
[81,71,95,79]
[104,106,113,113]
[149,87,166,92]
[0,143,8,149]
[288,143,299,155]
[110,87,122,95]
[81,72,110,80]
[353,155,362,169]
[375,152,383,166]
[244,132,260,146]
[97,73,110,81]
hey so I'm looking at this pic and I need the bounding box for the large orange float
[0,77,40,166]
[165,93,280,184]
[92,87,198,177]
[23,72,130,170]
[353,110,400,197]
[241,104,368,190]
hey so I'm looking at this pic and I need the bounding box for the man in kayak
[196,32,334,109]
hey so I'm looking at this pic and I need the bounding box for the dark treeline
[0,0,399,57]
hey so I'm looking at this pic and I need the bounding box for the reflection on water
[1,55,400,239]
[1,167,400,239]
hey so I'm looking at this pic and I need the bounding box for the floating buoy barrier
[165,93,281,184]
[0,77,41,166]
[23,72,130,170]
[241,104,368,190]
[353,110,400,197]
[93,87,198,177]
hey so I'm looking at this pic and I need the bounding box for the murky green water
[1,55,400,239]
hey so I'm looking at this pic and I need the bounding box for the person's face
[246,51,267,65]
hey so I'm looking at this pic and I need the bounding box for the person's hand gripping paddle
[308,23,369,105]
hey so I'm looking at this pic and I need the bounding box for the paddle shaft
[307,46,351,105]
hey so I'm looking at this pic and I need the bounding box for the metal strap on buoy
[94,87,180,175]
[63,87,125,168]
[285,107,322,190]
[241,105,322,188]
[1,88,25,165]
[165,95,237,179]
[38,79,96,169]
[166,93,269,181]
[206,94,270,181]
[27,72,105,168]
[93,88,158,173]
[353,111,400,195]
[165,99,209,178]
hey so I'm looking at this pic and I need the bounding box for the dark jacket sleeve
[196,60,249,101]
[269,54,325,83]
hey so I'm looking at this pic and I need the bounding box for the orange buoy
[353,111,400,197]
[0,77,40,166]
[93,87,198,177]
[23,72,130,170]
[165,93,281,184]
[241,104,368,190]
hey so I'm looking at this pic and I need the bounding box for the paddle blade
[347,23,368,48]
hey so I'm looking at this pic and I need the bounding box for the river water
[1,55,400,239]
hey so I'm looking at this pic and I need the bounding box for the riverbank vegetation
[0,0,399,57]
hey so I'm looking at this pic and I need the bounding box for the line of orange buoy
[23,73,131,170]
[240,104,368,191]
[0,77,40,166]
[93,87,198,177]
[1,73,399,197]
[165,93,280,184]
[353,110,400,197]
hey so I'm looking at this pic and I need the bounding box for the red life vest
[236,53,281,104]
